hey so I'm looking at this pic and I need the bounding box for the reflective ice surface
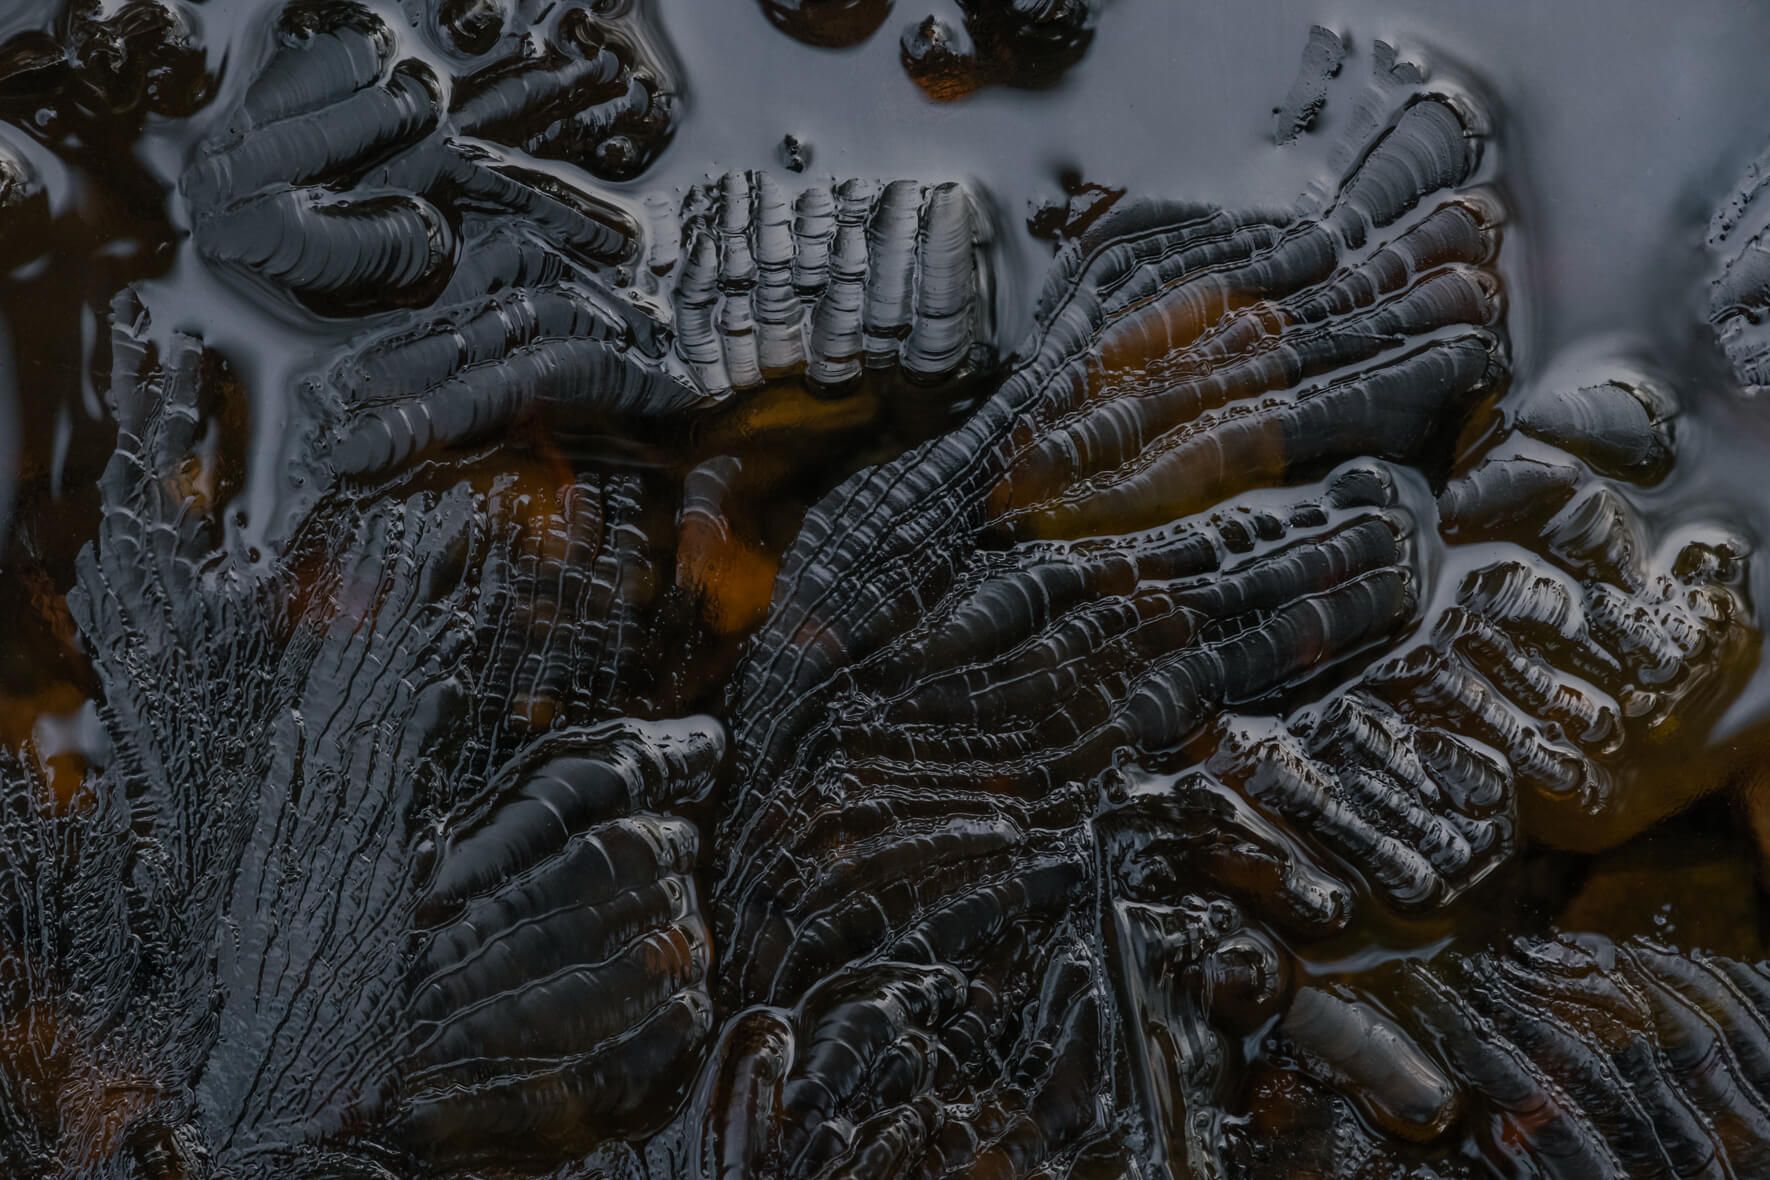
[6,2,1770,1177]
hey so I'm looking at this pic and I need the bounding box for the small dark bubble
[779,132,810,173]
[594,134,636,175]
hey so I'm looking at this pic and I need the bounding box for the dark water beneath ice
[6,1,1770,1175]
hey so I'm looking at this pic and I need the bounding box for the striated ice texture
[1227,934,1770,1179]
[183,0,676,312]
[0,296,727,1175]
[1710,140,1770,395]
[1,7,1768,1180]
[658,171,995,398]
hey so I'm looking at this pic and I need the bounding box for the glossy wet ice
[19,0,1770,676]
[5,1,1770,1177]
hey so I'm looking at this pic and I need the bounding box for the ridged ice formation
[444,2,677,174]
[726,464,1434,957]
[1273,25,1347,144]
[1228,935,1770,1179]
[641,938,1143,1178]
[1710,141,1770,393]
[1166,373,1750,944]
[9,21,1770,1179]
[1315,375,1743,853]
[299,162,999,491]
[651,170,996,398]
[900,0,1098,99]
[706,86,1519,1177]
[724,85,1506,936]
[1153,373,1756,1177]
[400,718,723,1165]
[0,294,732,1175]
[307,239,714,480]
[183,0,675,312]
[0,751,144,1178]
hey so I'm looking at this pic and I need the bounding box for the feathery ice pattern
[0,16,1762,1180]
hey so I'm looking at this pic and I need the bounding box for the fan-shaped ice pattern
[722,88,1508,957]
[398,719,723,1165]
[307,240,711,480]
[283,156,1003,484]
[0,293,729,1175]
[656,941,1139,1178]
[183,0,675,312]
[1710,141,1770,394]
[5,19,1769,1180]
[705,79,1765,1179]
[1226,935,1770,1180]
[1209,374,1754,891]
[706,82,1510,1180]
[0,752,156,1178]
